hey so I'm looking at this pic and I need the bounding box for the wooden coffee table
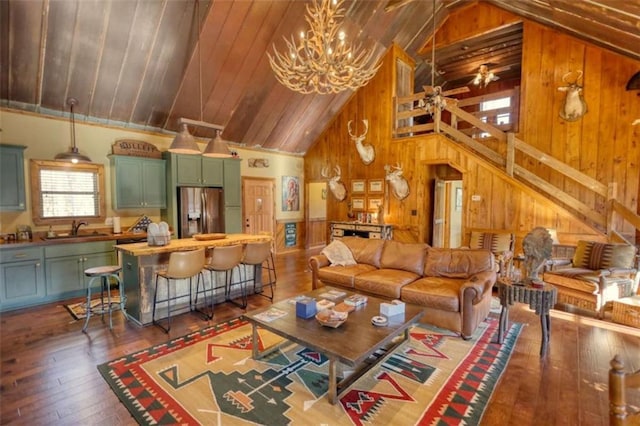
[242,287,425,404]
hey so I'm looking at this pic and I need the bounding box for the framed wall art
[351,179,366,194]
[351,197,365,211]
[368,197,383,211]
[368,179,384,194]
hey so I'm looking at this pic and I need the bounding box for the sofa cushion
[572,241,637,270]
[543,268,600,293]
[380,240,428,275]
[340,237,384,268]
[401,277,461,312]
[317,264,377,288]
[423,248,494,278]
[354,269,420,299]
[321,240,356,266]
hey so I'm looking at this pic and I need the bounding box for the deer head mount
[348,119,375,165]
[384,163,410,200]
[558,71,587,121]
[321,165,347,201]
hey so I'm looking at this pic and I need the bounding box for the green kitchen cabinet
[0,144,26,211]
[174,154,223,187]
[110,156,166,209]
[0,247,45,311]
[44,241,116,300]
[223,158,241,207]
[224,206,242,233]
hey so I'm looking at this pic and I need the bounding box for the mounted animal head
[321,165,347,201]
[348,119,375,165]
[384,163,410,200]
[557,71,587,121]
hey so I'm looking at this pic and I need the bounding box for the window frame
[30,159,106,226]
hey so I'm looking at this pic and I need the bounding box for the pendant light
[168,0,203,155]
[203,129,231,158]
[168,121,200,154]
[55,97,91,163]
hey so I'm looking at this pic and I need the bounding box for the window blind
[40,169,99,217]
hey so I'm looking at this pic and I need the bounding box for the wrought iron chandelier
[268,0,380,95]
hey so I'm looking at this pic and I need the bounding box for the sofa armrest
[460,270,496,304]
[309,254,330,289]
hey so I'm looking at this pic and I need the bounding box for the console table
[330,221,393,241]
[497,279,557,356]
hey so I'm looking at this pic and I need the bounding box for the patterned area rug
[98,316,521,425]
[65,295,122,320]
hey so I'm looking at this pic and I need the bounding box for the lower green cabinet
[44,241,116,300]
[0,247,45,310]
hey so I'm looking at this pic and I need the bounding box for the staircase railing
[394,89,639,244]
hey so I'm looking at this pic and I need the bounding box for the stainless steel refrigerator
[177,187,224,238]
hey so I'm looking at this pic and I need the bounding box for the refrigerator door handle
[201,191,208,234]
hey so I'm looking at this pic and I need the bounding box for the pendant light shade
[55,97,91,163]
[202,130,231,158]
[168,122,201,154]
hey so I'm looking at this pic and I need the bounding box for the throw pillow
[572,240,637,270]
[321,240,357,266]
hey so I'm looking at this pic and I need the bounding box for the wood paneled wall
[275,220,305,253]
[304,5,639,250]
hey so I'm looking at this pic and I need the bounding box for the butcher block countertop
[114,234,271,256]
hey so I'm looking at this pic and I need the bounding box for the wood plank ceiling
[1,0,638,156]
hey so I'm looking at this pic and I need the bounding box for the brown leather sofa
[308,237,497,339]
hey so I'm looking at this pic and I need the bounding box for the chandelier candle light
[268,0,380,95]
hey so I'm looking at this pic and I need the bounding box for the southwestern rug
[98,316,521,425]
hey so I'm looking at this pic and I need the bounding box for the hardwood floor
[1,248,639,425]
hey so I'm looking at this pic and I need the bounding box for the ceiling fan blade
[442,86,470,96]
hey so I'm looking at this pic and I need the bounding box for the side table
[497,279,558,356]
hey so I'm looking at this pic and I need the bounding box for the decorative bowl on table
[315,309,348,328]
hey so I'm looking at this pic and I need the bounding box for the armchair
[543,240,639,318]
[469,230,515,278]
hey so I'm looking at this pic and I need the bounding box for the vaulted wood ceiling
[1,0,638,155]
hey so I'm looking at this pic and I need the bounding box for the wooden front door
[242,178,276,239]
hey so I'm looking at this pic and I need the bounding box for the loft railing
[394,88,639,244]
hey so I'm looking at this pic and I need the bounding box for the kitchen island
[115,234,271,325]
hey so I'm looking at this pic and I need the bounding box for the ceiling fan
[420,0,470,114]
[470,64,511,87]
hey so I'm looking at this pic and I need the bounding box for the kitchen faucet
[71,220,88,236]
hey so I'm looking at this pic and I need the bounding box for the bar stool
[240,241,277,301]
[82,265,127,332]
[204,245,245,309]
[153,248,205,333]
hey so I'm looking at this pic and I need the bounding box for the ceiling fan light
[168,123,201,154]
[202,130,232,158]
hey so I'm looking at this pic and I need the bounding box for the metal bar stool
[204,245,246,309]
[153,248,205,333]
[82,265,127,332]
[240,241,277,301]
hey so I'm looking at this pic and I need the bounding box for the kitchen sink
[43,232,110,240]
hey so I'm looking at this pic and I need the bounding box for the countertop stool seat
[82,265,127,332]
[153,248,206,333]
[240,241,277,301]
[204,245,246,309]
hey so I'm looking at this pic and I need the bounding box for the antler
[334,165,341,178]
[347,119,369,139]
[321,166,329,178]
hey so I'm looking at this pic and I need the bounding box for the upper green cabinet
[110,156,166,209]
[0,144,26,211]
[223,158,241,206]
[174,154,224,187]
